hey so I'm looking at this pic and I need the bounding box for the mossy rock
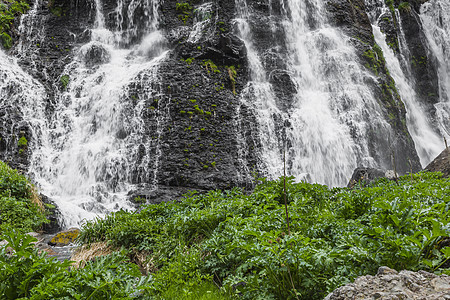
[48,228,80,246]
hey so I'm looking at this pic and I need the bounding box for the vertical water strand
[373,25,442,165]
[235,0,285,178]
[365,0,444,166]
[421,0,450,140]
[281,0,388,185]
[27,0,168,226]
[16,0,49,80]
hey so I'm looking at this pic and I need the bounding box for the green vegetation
[384,0,395,14]
[0,161,47,234]
[75,172,449,299]
[176,2,193,24]
[203,59,221,74]
[60,74,70,90]
[17,136,27,147]
[0,231,149,299]
[226,66,237,95]
[1,32,11,49]
[181,57,195,65]
[0,0,29,49]
[398,2,412,13]
[176,2,192,12]
[3,160,449,299]
[363,43,385,76]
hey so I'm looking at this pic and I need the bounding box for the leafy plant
[0,1,29,49]
[77,172,450,299]
[0,161,47,234]
[0,230,150,299]
[60,74,70,90]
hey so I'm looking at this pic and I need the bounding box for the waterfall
[365,0,443,166]
[3,0,449,228]
[19,0,168,227]
[235,0,397,186]
[421,0,450,140]
[373,25,442,166]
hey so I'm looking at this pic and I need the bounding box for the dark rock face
[425,147,450,177]
[0,104,30,171]
[41,194,62,234]
[79,42,111,66]
[1,0,96,170]
[397,4,440,113]
[130,0,259,198]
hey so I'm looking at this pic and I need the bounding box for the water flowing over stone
[366,0,443,166]
[1,0,449,227]
[235,0,406,186]
[421,0,450,140]
[0,50,47,170]
[23,0,169,227]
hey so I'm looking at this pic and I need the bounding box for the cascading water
[0,50,47,164]
[421,0,450,140]
[235,0,285,179]
[4,0,449,228]
[20,0,169,227]
[367,0,443,166]
[236,0,397,186]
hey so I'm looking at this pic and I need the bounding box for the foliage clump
[60,74,69,90]
[77,172,450,299]
[0,231,149,299]
[0,0,30,49]
[0,161,47,234]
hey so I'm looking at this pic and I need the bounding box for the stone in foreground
[325,266,450,300]
[48,228,80,247]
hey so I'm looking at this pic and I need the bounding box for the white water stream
[21,0,168,227]
[236,0,395,186]
[366,0,447,166]
[0,50,47,161]
[421,0,450,140]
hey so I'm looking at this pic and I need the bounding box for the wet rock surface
[48,228,80,247]
[325,266,450,300]
[1,232,76,262]
[41,194,62,234]
[328,0,422,174]
[347,167,394,188]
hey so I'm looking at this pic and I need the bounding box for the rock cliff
[0,0,447,222]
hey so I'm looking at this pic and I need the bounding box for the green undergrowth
[0,0,29,49]
[0,160,47,234]
[0,230,149,299]
[76,172,450,299]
